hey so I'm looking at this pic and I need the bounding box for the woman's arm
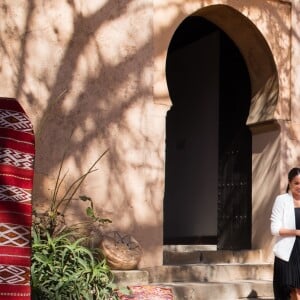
[279,228,300,236]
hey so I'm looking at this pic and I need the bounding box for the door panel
[218,128,252,249]
[217,33,252,250]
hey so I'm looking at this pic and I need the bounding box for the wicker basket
[100,231,142,270]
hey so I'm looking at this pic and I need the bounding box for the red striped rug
[118,285,173,300]
[0,98,34,299]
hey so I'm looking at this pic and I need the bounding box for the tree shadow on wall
[0,0,164,256]
[0,0,297,266]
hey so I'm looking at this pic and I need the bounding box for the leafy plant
[31,229,119,300]
[31,151,127,299]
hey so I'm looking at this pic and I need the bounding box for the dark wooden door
[217,33,252,250]
[217,127,252,249]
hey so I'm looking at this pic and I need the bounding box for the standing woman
[271,168,300,299]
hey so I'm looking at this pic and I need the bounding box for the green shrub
[31,229,119,299]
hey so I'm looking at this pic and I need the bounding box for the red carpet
[0,98,34,299]
[119,285,173,300]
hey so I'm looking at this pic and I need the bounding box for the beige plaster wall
[251,124,281,261]
[284,1,300,177]
[0,0,297,267]
[0,0,168,268]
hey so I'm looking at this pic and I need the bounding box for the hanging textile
[0,98,34,299]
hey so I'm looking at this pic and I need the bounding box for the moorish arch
[163,4,279,249]
[193,4,280,127]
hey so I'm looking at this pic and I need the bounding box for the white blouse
[270,192,296,262]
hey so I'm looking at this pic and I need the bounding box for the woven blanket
[0,98,34,299]
[118,285,173,300]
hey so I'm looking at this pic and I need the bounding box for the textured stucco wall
[0,0,298,267]
[0,0,167,268]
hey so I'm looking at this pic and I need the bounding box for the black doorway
[164,16,252,250]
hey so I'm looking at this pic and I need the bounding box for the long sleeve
[270,196,284,236]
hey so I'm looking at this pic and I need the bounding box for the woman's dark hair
[286,167,300,192]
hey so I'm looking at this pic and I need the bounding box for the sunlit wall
[0,0,299,267]
[0,0,166,267]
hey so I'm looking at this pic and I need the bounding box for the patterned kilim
[0,98,34,299]
[118,285,173,300]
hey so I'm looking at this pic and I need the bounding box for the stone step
[160,280,273,300]
[164,248,265,265]
[112,270,149,287]
[113,273,274,300]
[163,245,217,251]
[144,263,273,283]
[113,247,275,299]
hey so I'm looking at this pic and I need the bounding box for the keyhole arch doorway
[163,5,279,250]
